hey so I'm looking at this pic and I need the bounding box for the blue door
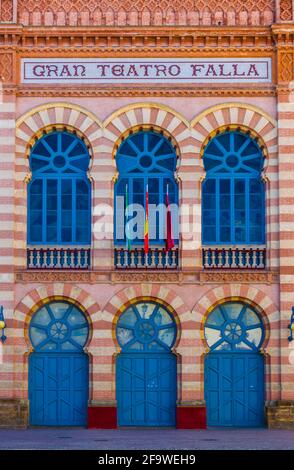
[117,353,176,426]
[28,301,90,426]
[204,301,265,427]
[205,353,264,427]
[116,301,178,427]
[29,353,89,426]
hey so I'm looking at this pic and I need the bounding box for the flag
[125,183,131,251]
[144,184,149,254]
[166,184,175,251]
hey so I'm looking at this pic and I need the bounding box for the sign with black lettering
[21,58,272,84]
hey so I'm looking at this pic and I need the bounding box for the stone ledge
[267,402,294,429]
[15,269,279,285]
[0,399,28,428]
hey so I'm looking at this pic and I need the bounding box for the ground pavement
[0,428,293,450]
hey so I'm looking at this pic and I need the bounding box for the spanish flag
[144,184,149,254]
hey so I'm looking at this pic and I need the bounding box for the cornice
[0,25,273,33]
[271,23,294,45]
[0,24,281,86]
[15,84,277,98]
[272,24,294,34]
[276,84,294,93]
[15,269,279,285]
[0,25,275,51]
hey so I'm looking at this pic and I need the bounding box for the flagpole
[144,183,149,259]
[166,181,175,252]
[125,183,130,251]
[166,182,169,251]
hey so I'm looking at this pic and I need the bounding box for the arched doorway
[204,301,265,427]
[116,300,177,426]
[28,301,89,426]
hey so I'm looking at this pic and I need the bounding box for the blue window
[28,131,91,244]
[204,301,264,352]
[116,301,177,352]
[202,131,265,244]
[29,301,89,352]
[115,130,178,244]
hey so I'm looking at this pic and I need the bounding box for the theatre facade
[0,0,294,429]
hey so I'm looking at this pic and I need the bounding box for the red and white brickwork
[0,0,293,430]
[7,98,281,422]
[0,94,16,398]
[277,93,294,401]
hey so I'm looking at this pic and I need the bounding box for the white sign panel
[21,58,272,84]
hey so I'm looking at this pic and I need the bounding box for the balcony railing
[202,247,266,269]
[114,247,179,269]
[27,247,91,269]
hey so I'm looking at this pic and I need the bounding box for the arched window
[202,130,265,245]
[29,301,89,352]
[115,130,178,244]
[28,130,91,245]
[204,301,264,352]
[116,300,177,352]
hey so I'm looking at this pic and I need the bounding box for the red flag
[144,184,149,254]
[166,184,175,251]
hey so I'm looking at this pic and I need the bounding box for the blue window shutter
[28,131,91,245]
[202,131,265,245]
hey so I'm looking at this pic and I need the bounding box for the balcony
[27,247,91,269]
[202,247,266,269]
[114,247,179,269]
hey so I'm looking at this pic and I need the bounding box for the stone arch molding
[190,102,278,172]
[191,284,279,353]
[103,102,191,163]
[16,102,196,175]
[14,283,101,332]
[16,101,277,175]
[15,102,103,182]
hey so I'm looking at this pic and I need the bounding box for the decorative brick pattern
[0,0,14,22]
[279,52,294,82]
[280,0,293,21]
[17,0,275,26]
[0,53,13,83]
